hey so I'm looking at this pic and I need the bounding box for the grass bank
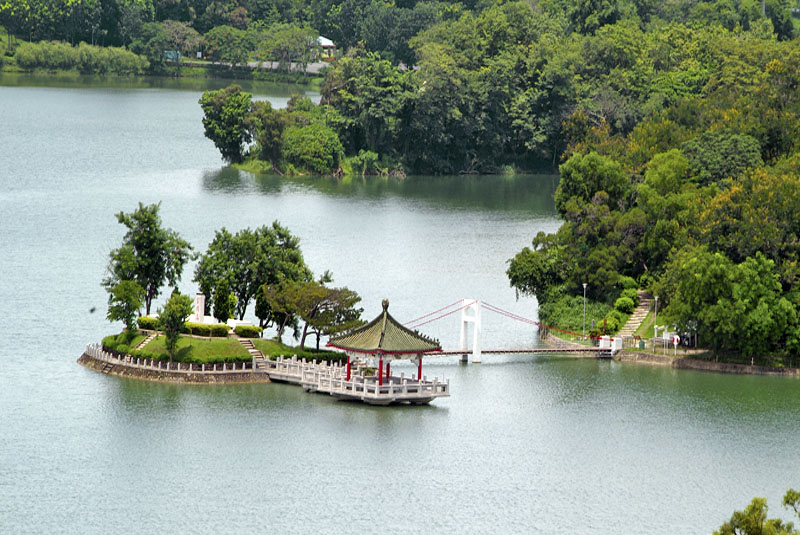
[102,330,343,364]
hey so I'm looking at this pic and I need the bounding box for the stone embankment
[614,351,800,377]
[539,330,800,377]
[77,344,271,384]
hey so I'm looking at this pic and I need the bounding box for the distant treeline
[2,0,797,65]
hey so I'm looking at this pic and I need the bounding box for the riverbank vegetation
[507,30,800,362]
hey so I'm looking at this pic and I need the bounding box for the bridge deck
[432,348,610,356]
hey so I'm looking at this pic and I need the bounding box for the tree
[258,22,317,74]
[554,151,630,216]
[507,231,570,301]
[681,132,763,186]
[194,222,312,320]
[212,278,236,323]
[291,277,364,349]
[159,292,193,361]
[103,202,193,316]
[199,85,253,164]
[117,0,154,47]
[715,489,800,535]
[106,280,145,331]
[203,24,250,67]
[282,122,345,175]
[260,280,302,343]
[245,100,287,166]
[658,248,798,355]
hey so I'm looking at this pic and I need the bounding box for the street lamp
[654,296,659,338]
[582,283,587,340]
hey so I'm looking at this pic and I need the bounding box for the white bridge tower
[459,299,481,363]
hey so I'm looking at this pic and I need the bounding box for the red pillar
[378,357,384,386]
[417,355,422,381]
[346,355,351,381]
[386,361,391,379]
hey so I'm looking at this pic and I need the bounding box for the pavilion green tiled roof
[328,299,441,355]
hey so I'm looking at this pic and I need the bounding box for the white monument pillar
[194,293,205,323]
[459,299,482,363]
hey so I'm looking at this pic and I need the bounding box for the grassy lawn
[634,311,654,338]
[102,332,147,353]
[141,335,250,363]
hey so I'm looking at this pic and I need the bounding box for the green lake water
[1,78,798,534]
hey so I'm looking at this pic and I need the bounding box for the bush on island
[234,325,263,338]
[282,122,344,175]
[183,322,230,337]
[614,296,635,314]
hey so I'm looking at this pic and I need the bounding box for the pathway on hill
[618,291,653,338]
[238,338,269,371]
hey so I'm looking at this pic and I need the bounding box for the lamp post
[582,283,587,340]
[654,296,659,339]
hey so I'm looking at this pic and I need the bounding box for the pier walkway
[265,355,449,405]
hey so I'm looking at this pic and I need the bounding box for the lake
[1,76,798,534]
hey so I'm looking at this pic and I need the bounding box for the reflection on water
[0,71,320,98]
[201,167,559,215]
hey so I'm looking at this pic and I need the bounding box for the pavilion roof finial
[382,298,389,311]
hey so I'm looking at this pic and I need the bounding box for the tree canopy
[193,221,312,320]
[103,202,193,316]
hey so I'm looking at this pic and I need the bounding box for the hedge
[234,325,263,338]
[183,322,230,337]
[138,316,159,330]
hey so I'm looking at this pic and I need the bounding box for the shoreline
[541,331,800,377]
[77,352,271,384]
[613,350,800,377]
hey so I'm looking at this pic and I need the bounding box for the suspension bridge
[404,299,616,363]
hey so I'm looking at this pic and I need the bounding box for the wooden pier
[264,355,449,405]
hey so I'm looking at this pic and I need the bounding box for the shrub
[210,324,230,337]
[620,288,640,306]
[234,325,263,338]
[282,122,344,175]
[602,314,621,333]
[183,322,230,337]
[618,275,637,290]
[615,296,636,314]
[138,316,160,330]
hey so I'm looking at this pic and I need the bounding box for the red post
[378,357,384,386]
[346,355,351,381]
[386,361,391,379]
[417,355,422,381]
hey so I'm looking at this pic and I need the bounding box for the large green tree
[199,84,253,164]
[103,202,193,316]
[194,222,312,320]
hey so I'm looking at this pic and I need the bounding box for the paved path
[618,291,653,337]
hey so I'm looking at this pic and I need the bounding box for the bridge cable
[403,299,465,327]
[405,300,477,330]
